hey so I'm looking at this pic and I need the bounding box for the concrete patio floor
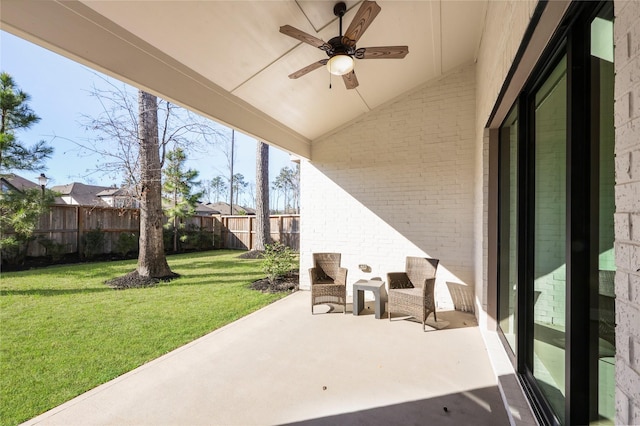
[24,291,523,426]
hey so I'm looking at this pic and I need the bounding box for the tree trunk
[137,90,173,278]
[255,141,270,251]
[173,190,178,252]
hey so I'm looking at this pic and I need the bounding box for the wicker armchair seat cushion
[388,287,426,320]
[312,277,336,285]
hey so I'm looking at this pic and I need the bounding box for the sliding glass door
[495,2,614,424]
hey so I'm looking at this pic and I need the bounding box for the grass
[0,250,289,426]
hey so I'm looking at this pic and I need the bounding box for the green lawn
[0,250,289,426]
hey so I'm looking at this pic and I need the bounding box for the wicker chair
[387,257,439,331]
[309,253,348,314]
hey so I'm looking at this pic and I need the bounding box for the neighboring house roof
[195,203,220,216]
[0,173,40,192]
[96,187,123,197]
[206,202,255,215]
[51,182,112,207]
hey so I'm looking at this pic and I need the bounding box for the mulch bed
[249,272,299,293]
[105,270,180,289]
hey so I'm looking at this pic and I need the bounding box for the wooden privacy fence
[3,205,299,257]
[220,215,300,251]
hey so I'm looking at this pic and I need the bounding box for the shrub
[261,242,296,285]
[37,237,67,262]
[115,232,138,257]
[182,225,214,251]
[82,227,105,258]
[0,235,30,266]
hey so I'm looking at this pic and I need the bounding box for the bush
[182,225,215,251]
[0,235,30,266]
[163,225,214,252]
[115,232,138,257]
[261,242,296,285]
[37,237,67,262]
[82,227,105,258]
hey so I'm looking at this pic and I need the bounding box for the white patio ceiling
[1,0,487,159]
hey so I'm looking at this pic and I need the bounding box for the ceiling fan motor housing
[327,36,355,58]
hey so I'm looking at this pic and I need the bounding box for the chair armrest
[387,272,412,289]
[335,267,348,286]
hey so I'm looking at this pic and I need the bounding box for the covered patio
[22,292,529,425]
[5,0,639,423]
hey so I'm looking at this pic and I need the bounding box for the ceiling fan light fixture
[326,54,354,76]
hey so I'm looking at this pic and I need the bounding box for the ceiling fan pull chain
[329,72,332,89]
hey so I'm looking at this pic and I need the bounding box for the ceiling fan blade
[288,60,328,79]
[280,25,331,51]
[344,1,381,44]
[355,46,409,59]
[342,71,359,90]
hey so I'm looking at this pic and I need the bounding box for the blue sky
[0,31,295,205]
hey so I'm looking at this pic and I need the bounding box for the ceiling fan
[279,0,409,90]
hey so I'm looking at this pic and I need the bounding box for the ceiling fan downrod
[334,2,347,36]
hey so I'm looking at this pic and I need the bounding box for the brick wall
[299,64,476,312]
[614,1,640,424]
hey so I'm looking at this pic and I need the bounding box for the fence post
[77,206,83,258]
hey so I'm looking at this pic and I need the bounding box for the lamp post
[37,173,48,197]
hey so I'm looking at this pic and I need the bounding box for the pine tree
[0,72,53,171]
[0,72,55,264]
[162,147,203,252]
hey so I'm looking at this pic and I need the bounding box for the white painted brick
[616,270,630,302]
[616,181,640,214]
[618,351,640,403]
[631,273,640,306]
[615,0,640,416]
[300,64,476,311]
[616,386,631,426]
[615,120,640,153]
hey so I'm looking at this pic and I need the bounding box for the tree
[76,75,224,190]
[162,147,202,252]
[211,176,227,203]
[78,78,224,286]
[0,72,55,264]
[0,72,53,171]
[136,90,174,279]
[254,141,270,251]
[203,175,226,203]
[273,165,300,213]
[232,173,248,207]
